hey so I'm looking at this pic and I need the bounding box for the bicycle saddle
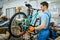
[25,4,32,8]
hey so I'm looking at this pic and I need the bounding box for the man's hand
[28,26,35,32]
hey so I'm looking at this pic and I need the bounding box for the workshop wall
[2,0,38,17]
[2,0,25,16]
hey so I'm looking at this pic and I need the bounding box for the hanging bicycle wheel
[9,12,28,38]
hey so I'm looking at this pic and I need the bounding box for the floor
[0,33,60,40]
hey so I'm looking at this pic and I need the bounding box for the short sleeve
[41,14,47,23]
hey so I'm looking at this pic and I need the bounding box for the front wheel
[9,12,27,38]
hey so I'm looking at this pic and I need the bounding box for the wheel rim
[10,13,28,37]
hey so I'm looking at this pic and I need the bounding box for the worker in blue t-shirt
[29,1,51,40]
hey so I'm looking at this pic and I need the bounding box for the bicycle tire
[9,12,27,38]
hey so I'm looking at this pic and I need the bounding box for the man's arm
[35,13,47,30]
[28,13,48,32]
[28,21,46,32]
[35,21,46,30]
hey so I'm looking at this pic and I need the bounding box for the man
[29,1,51,40]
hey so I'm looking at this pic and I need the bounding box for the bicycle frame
[25,4,40,26]
[27,10,39,26]
[15,6,40,32]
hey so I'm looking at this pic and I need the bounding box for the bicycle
[8,4,40,40]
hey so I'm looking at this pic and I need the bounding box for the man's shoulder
[44,10,51,16]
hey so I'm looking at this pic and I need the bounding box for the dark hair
[40,1,48,8]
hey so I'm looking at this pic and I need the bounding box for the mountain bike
[8,4,40,39]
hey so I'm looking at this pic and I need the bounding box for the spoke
[10,13,28,36]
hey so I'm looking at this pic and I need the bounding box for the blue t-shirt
[41,10,51,29]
